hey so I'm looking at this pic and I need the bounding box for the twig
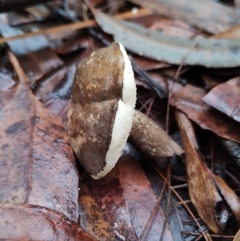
[0,8,150,44]
[6,49,29,84]
[159,162,171,241]
[149,161,208,240]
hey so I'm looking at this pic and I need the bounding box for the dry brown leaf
[119,155,174,240]
[170,84,240,143]
[0,51,81,239]
[0,21,63,84]
[78,183,117,241]
[175,110,222,233]
[212,26,240,40]
[176,111,240,233]
[84,155,175,240]
[0,204,97,241]
[203,77,240,122]
[33,68,66,101]
[128,0,240,34]
[233,229,240,241]
[84,169,139,241]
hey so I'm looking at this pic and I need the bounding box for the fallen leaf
[130,54,170,71]
[93,10,240,67]
[0,21,63,84]
[119,155,174,240]
[85,155,176,240]
[33,68,67,101]
[78,183,117,241]
[85,170,138,241]
[0,51,79,224]
[149,18,202,39]
[175,111,240,233]
[233,229,240,241]
[128,0,240,34]
[170,84,240,143]
[203,77,240,122]
[0,204,97,241]
[212,25,240,40]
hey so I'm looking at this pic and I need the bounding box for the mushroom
[68,43,183,179]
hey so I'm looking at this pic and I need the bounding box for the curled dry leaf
[170,84,240,144]
[129,0,240,34]
[93,10,240,67]
[0,204,97,241]
[78,183,117,241]
[175,110,240,233]
[203,77,240,122]
[130,110,183,158]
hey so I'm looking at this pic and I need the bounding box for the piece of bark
[175,111,240,233]
[0,52,79,222]
[130,110,183,158]
[203,77,240,122]
[170,84,240,144]
[0,204,97,241]
[128,0,240,34]
[78,183,117,241]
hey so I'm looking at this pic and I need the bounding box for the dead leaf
[212,26,240,40]
[175,111,240,233]
[130,54,170,71]
[93,10,240,67]
[84,155,175,240]
[0,51,79,223]
[170,84,240,143]
[84,170,139,241]
[119,155,174,240]
[233,229,240,241]
[203,77,240,122]
[149,18,202,39]
[0,204,97,241]
[78,183,117,241]
[33,68,67,101]
[128,0,240,34]
[0,21,63,84]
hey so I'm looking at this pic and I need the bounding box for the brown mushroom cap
[68,43,136,179]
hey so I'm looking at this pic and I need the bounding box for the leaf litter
[1,0,240,240]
